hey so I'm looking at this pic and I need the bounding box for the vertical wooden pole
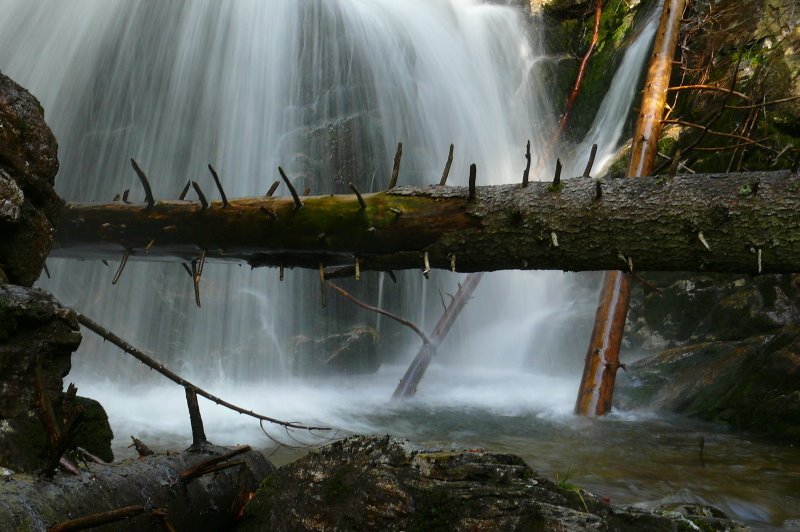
[575,0,687,416]
[185,387,208,449]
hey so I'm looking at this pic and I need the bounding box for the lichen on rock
[0,285,114,471]
[239,434,747,531]
[0,71,61,286]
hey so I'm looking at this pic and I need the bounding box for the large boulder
[239,435,746,531]
[625,273,800,352]
[0,71,61,286]
[0,285,113,471]
[617,325,800,443]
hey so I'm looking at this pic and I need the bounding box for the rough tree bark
[392,272,485,398]
[0,445,273,531]
[574,0,688,416]
[52,170,800,274]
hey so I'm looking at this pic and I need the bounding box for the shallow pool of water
[79,364,800,529]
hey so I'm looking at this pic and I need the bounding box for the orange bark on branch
[575,0,688,416]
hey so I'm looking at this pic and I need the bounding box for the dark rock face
[617,325,800,443]
[626,273,800,352]
[240,435,746,531]
[0,71,61,286]
[0,285,113,471]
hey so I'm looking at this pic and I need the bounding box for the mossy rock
[618,325,800,442]
[238,435,744,531]
[626,273,800,352]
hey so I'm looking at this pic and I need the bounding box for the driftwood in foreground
[53,170,800,274]
[0,445,272,531]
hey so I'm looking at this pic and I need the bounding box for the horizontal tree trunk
[52,170,800,274]
[0,445,273,530]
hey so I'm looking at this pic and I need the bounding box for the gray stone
[239,435,747,531]
[0,169,23,222]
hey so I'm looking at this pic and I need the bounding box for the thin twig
[439,144,454,186]
[278,167,303,210]
[583,143,598,177]
[180,446,250,480]
[349,183,367,210]
[130,159,156,207]
[266,181,280,197]
[112,250,131,285]
[326,282,430,344]
[666,84,750,100]
[468,164,477,201]
[208,164,229,207]
[728,95,800,110]
[76,313,330,431]
[522,140,531,186]
[179,181,191,200]
[191,181,209,209]
[389,143,403,188]
[661,119,777,151]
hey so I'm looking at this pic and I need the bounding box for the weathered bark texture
[0,445,273,531]
[52,170,800,274]
[392,272,485,398]
[575,0,688,416]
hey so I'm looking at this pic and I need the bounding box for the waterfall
[0,0,656,437]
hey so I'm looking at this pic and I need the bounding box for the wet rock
[290,326,380,376]
[0,285,113,471]
[626,273,800,352]
[239,434,747,531]
[617,325,800,442]
[0,169,23,222]
[0,71,59,212]
[0,71,61,286]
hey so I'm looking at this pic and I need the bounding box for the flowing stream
[1,1,798,528]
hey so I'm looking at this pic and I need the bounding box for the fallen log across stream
[52,170,800,275]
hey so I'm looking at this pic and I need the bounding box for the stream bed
[79,364,800,530]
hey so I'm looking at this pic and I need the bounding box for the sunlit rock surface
[239,434,747,531]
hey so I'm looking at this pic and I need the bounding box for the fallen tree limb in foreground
[0,445,272,531]
[52,170,800,274]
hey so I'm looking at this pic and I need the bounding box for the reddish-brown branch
[556,0,603,136]
[48,505,148,532]
[576,0,688,416]
[666,84,750,101]
[662,119,777,151]
[180,446,251,480]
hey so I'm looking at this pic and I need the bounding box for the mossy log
[51,170,800,274]
[0,445,273,531]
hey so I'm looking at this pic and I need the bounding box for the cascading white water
[0,0,655,435]
[7,8,800,528]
